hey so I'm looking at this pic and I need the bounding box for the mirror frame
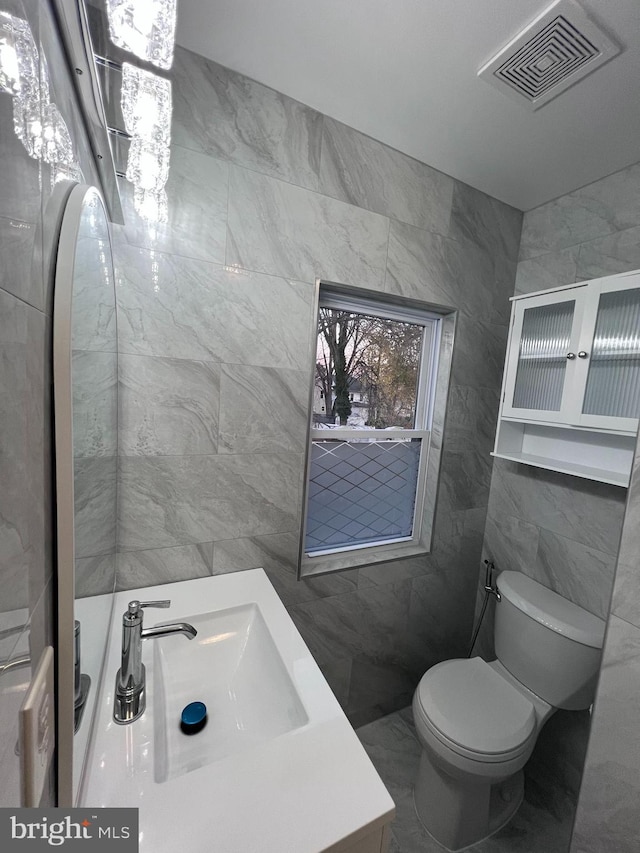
[52,183,117,805]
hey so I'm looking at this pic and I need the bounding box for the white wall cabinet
[494,270,640,487]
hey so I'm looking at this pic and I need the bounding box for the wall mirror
[53,184,118,805]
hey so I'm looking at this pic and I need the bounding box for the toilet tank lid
[497,572,606,649]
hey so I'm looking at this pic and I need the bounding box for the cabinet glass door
[580,281,640,429]
[513,301,575,410]
[503,288,584,422]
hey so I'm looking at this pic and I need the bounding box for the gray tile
[611,449,640,626]
[576,225,640,281]
[356,707,580,853]
[445,384,500,447]
[464,507,489,539]
[450,316,509,392]
[71,235,118,352]
[347,656,417,724]
[520,163,640,260]
[408,569,476,672]
[492,253,518,325]
[212,533,360,605]
[72,350,118,457]
[488,458,626,556]
[438,443,494,513]
[115,146,228,264]
[357,555,430,588]
[611,559,640,630]
[116,544,213,591]
[474,786,574,853]
[119,355,220,456]
[73,457,117,559]
[212,532,297,575]
[0,218,41,310]
[483,513,540,577]
[226,165,389,287]
[288,580,414,668]
[532,529,616,619]
[118,453,302,551]
[449,182,523,263]
[528,709,591,803]
[26,580,54,678]
[570,616,640,853]
[75,554,116,598]
[385,220,499,320]
[0,97,42,224]
[618,442,640,559]
[116,245,315,368]
[0,292,50,613]
[319,117,453,234]
[172,46,322,191]
[218,364,308,454]
[357,710,420,798]
[514,247,579,296]
[317,658,351,708]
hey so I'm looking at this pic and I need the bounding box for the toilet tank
[494,572,606,710]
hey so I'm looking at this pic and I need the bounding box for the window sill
[299,540,430,578]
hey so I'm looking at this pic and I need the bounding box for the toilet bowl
[411,571,605,851]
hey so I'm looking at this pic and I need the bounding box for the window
[300,287,444,574]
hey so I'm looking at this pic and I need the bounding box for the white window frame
[299,286,444,576]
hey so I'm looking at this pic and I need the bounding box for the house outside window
[300,285,449,576]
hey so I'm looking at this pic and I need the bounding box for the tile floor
[356,708,576,853]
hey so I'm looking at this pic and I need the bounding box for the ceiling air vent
[478,0,620,110]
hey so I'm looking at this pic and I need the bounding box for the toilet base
[413,750,524,852]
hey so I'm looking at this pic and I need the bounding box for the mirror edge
[52,183,114,806]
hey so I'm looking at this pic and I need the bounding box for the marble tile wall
[0,0,102,805]
[482,160,640,633]
[105,41,522,726]
[480,160,640,823]
[570,441,640,852]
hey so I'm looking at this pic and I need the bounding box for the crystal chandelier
[106,0,177,70]
[121,63,172,222]
[0,11,81,182]
[1,12,44,158]
[121,61,172,139]
[0,11,21,95]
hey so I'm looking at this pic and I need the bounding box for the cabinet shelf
[491,450,629,487]
[493,420,634,488]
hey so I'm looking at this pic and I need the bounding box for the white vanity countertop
[80,569,395,853]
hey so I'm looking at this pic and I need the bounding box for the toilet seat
[414,657,537,763]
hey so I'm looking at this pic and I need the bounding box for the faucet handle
[127,599,171,616]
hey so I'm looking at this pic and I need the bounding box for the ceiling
[175,0,640,211]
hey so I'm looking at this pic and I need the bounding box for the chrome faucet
[113,599,197,725]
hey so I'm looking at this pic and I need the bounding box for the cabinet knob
[578,351,589,359]
[566,352,576,360]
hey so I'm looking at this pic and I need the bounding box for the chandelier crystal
[121,62,172,138]
[0,12,21,95]
[121,63,172,222]
[106,0,177,70]
[133,187,168,223]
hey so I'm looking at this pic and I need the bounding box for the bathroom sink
[80,570,394,853]
[153,602,308,781]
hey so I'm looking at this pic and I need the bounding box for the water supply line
[468,559,501,658]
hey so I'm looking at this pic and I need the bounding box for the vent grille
[478,0,620,110]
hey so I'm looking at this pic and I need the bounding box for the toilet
[411,570,606,852]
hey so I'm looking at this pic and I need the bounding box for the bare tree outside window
[315,307,424,428]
